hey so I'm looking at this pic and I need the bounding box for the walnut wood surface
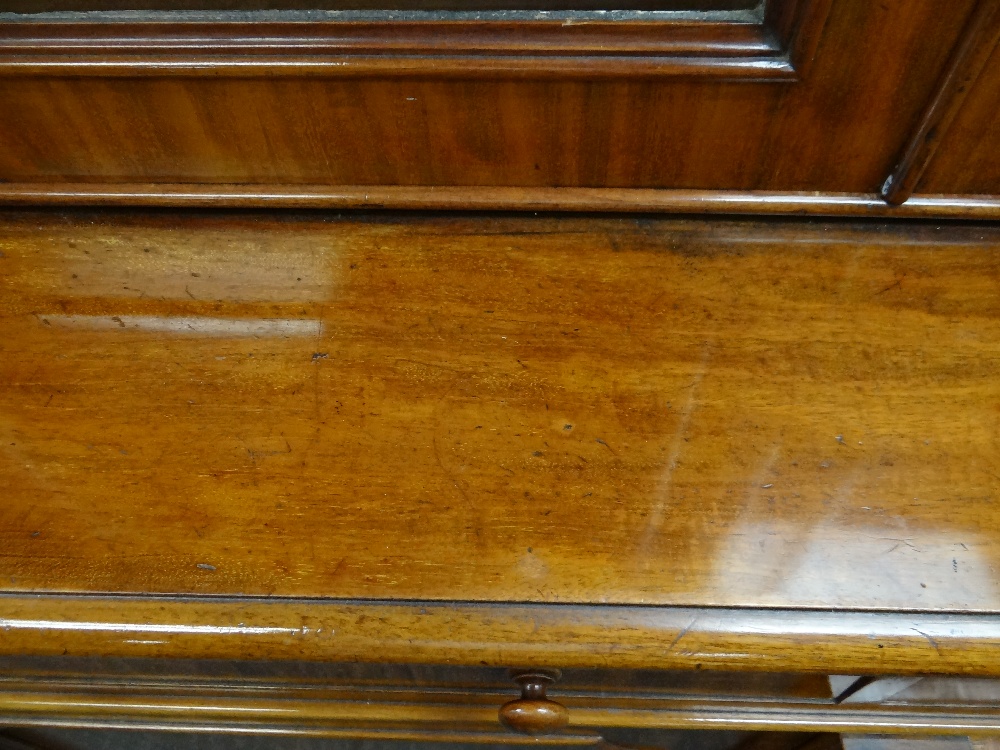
[0,0,978,196]
[916,27,1000,197]
[500,671,570,735]
[1,211,999,615]
[2,597,1000,674]
[880,0,1000,205]
[0,13,790,79]
[3,185,1000,219]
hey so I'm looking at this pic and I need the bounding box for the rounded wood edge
[499,670,570,735]
[0,55,795,78]
[0,184,997,219]
[1,596,1000,675]
[499,699,570,735]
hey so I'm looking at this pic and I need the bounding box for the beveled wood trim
[1,183,999,218]
[0,0,821,77]
[880,0,1000,205]
[0,52,795,77]
[0,18,777,58]
[1,596,1000,675]
[764,0,831,76]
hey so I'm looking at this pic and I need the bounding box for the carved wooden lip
[1,595,999,675]
[0,0,822,77]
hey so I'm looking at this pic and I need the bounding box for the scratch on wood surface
[665,616,698,654]
[911,627,942,655]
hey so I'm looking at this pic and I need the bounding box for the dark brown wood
[0,3,800,79]
[913,34,1000,196]
[0,0,978,199]
[879,0,1000,205]
[0,0,824,79]
[763,0,832,76]
[500,671,570,735]
[736,732,841,750]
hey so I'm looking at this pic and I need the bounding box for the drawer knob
[499,669,568,735]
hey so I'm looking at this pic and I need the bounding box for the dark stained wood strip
[0,18,778,59]
[0,14,792,79]
[0,53,796,78]
[0,1,821,79]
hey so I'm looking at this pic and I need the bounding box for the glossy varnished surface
[0,0,977,194]
[918,35,1000,197]
[1,212,999,611]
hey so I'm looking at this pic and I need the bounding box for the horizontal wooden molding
[0,714,595,746]
[6,681,1000,737]
[1,183,999,218]
[2,595,1000,675]
[0,0,826,77]
[0,52,795,77]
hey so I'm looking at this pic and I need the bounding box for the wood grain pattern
[3,595,1000,674]
[0,0,803,80]
[2,655,1000,737]
[0,0,818,79]
[880,0,1000,205]
[0,22,792,80]
[1,185,1000,218]
[2,211,1000,614]
[914,26,1000,197]
[500,671,570,735]
[0,0,976,194]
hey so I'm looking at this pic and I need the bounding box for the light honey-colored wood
[2,212,999,611]
[2,210,1000,740]
[1,207,1000,722]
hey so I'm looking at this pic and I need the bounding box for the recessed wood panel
[0,0,975,193]
[2,212,1000,610]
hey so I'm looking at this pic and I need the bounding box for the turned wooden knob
[498,669,568,735]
